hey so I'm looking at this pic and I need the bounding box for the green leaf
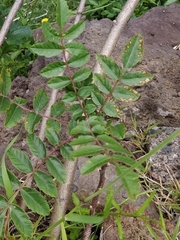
[0,195,7,208]
[51,102,65,117]
[62,92,77,102]
[0,167,20,190]
[96,54,121,80]
[47,76,70,89]
[104,187,114,218]
[69,104,83,119]
[7,148,33,173]
[46,119,61,132]
[92,124,107,134]
[42,22,60,42]
[33,89,49,112]
[56,0,71,30]
[21,187,50,216]
[93,74,112,94]
[110,124,125,139]
[64,21,85,40]
[70,135,95,146]
[122,71,153,86]
[24,112,42,134]
[91,91,104,106]
[0,210,6,237]
[60,144,74,161]
[68,53,90,68]
[40,62,66,78]
[34,171,57,197]
[65,42,88,56]
[116,165,140,200]
[103,102,119,117]
[10,205,33,237]
[31,42,62,58]
[71,145,102,158]
[85,104,96,114]
[112,86,139,102]
[70,121,91,135]
[0,67,11,96]
[122,34,144,71]
[73,68,92,82]
[5,104,22,128]
[26,134,46,159]
[72,193,80,206]
[112,154,144,170]
[45,128,60,146]
[0,96,10,113]
[81,155,110,174]
[78,86,94,98]
[46,156,66,184]
[97,134,130,155]
[14,96,27,105]
[66,213,103,224]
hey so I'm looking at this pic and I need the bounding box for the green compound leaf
[116,165,140,200]
[122,34,144,71]
[51,101,65,117]
[24,112,42,134]
[34,171,58,197]
[71,145,102,158]
[68,53,90,68]
[21,187,50,216]
[93,73,112,94]
[81,155,110,174]
[45,128,60,146]
[66,213,103,224]
[60,144,74,161]
[73,68,92,82]
[64,21,85,40]
[62,92,77,103]
[40,62,66,78]
[56,0,71,30]
[0,96,10,114]
[47,76,70,89]
[96,54,121,80]
[46,156,66,184]
[65,42,88,56]
[0,167,20,190]
[112,86,139,102]
[0,210,6,237]
[31,42,62,58]
[42,22,60,42]
[91,91,104,106]
[0,195,7,208]
[7,148,33,173]
[33,89,49,112]
[26,134,46,159]
[5,103,22,128]
[122,71,153,86]
[0,67,11,96]
[46,119,61,132]
[10,205,33,237]
[70,121,91,135]
[70,135,95,146]
[103,102,119,117]
[110,124,125,139]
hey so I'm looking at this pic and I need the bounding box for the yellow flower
[41,18,48,23]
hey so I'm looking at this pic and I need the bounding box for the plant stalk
[0,0,24,46]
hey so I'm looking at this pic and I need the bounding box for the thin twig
[0,0,24,46]
[93,0,140,74]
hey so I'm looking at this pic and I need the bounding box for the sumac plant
[0,0,180,239]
